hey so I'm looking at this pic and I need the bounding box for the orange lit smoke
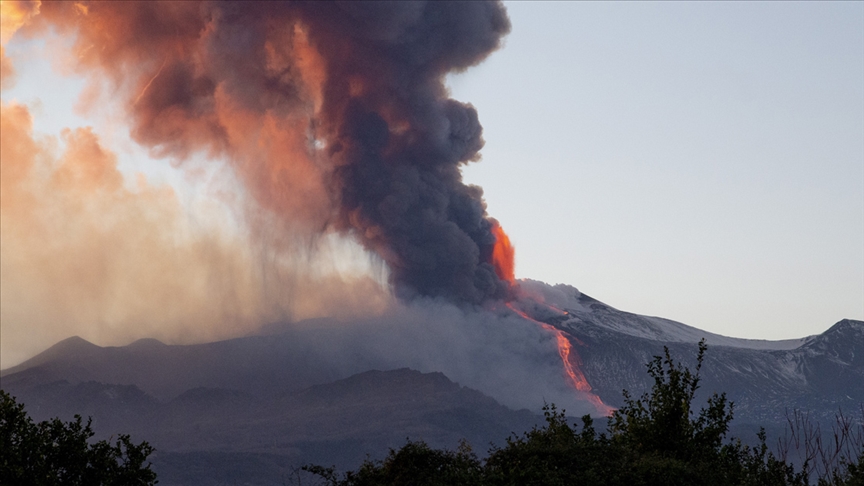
[26,3,334,240]
[491,221,515,283]
[507,303,614,417]
[0,0,41,89]
[0,4,391,367]
[0,99,392,368]
[26,2,513,303]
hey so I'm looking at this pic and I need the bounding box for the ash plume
[33,1,513,304]
[1,2,613,413]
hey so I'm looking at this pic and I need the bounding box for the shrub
[0,390,157,486]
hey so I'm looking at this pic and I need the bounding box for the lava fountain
[490,220,515,283]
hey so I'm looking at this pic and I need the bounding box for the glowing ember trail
[492,224,613,416]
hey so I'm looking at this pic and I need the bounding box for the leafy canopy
[0,390,157,486]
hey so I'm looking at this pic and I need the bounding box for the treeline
[302,342,863,486]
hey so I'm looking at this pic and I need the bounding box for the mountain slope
[518,280,863,424]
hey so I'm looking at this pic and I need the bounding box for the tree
[605,340,808,486]
[483,404,626,486]
[606,340,737,484]
[304,440,482,486]
[0,390,157,485]
[610,341,730,459]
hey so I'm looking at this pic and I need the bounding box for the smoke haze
[271,299,599,416]
[0,98,392,368]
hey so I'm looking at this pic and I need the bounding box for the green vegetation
[304,341,863,486]
[0,390,157,485]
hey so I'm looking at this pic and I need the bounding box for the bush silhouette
[0,390,157,486]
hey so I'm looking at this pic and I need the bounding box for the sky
[451,1,864,340]
[1,1,862,368]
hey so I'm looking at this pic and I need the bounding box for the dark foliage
[305,440,483,486]
[0,390,157,485]
[304,341,861,486]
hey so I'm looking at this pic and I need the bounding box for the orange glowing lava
[507,303,615,417]
[491,221,515,282]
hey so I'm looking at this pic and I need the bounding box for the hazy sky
[451,1,864,340]
[1,1,862,369]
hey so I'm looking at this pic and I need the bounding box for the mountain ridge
[2,281,860,485]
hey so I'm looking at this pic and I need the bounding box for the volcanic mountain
[2,280,861,485]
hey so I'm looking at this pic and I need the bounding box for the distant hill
[2,367,539,485]
[1,320,353,400]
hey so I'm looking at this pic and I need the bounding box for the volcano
[1,3,861,484]
[2,280,861,485]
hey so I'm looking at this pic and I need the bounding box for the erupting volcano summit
[6,0,614,414]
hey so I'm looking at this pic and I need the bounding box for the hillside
[2,281,861,485]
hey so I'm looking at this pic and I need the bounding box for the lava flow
[491,224,614,417]
[506,303,614,417]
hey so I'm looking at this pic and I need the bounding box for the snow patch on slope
[519,279,813,350]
